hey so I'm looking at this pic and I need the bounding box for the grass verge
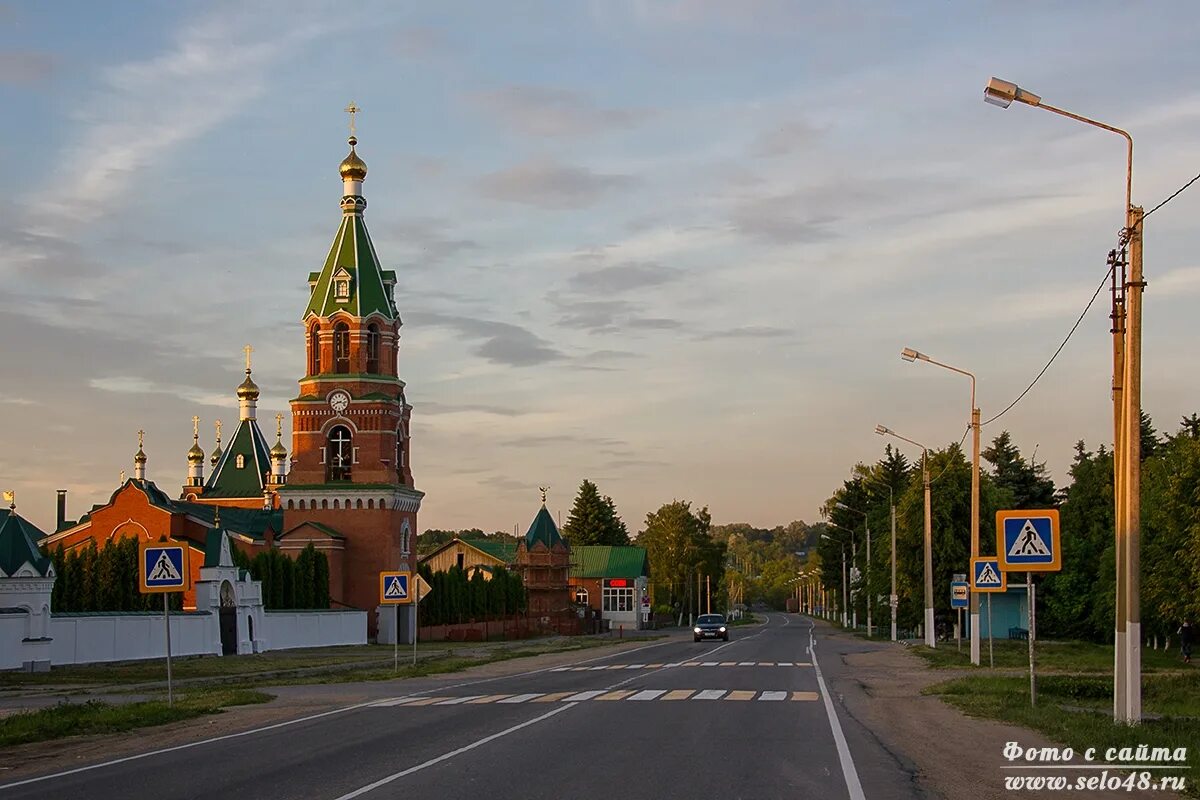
[0,688,273,747]
[927,673,1200,797]
[910,638,1184,673]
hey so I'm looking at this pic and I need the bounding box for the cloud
[548,296,636,333]
[477,159,634,209]
[0,51,56,85]
[420,401,532,417]
[394,26,451,59]
[36,7,321,227]
[752,119,820,158]
[386,217,478,266]
[696,326,792,341]
[406,311,564,366]
[566,262,681,294]
[500,433,627,449]
[470,85,648,137]
[729,193,839,244]
[626,317,683,330]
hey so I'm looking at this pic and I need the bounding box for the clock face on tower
[329,391,350,414]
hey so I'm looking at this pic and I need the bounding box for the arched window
[310,326,321,375]
[326,425,352,481]
[236,454,245,469]
[366,324,380,374]
[395,427,406,476]
[401,522,411,555]
[334,322,350,374]
[574,587,589,605]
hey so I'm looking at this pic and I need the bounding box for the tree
[561,479,629,546]
[982,431,1056,509]
[638,500,722,617]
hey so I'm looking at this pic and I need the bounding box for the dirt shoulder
[817,622,1186,800]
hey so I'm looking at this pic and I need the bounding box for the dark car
[694,613,729,642]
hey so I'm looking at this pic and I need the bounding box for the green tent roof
[525,505,567,551]
[303,210,397,321]
[570,546,649,579]
[0,509,52,577]
[204,418,272,498]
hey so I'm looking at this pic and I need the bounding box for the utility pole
[865,521,872,637]
[1122,206,1145,723]
[970,404,981,664]
[923,453,934,648]
[890,501,898,642]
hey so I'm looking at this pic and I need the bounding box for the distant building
[420,538,517,579]
[567,545,649,630]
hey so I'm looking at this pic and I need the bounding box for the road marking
[809,620,867,800]
[435,696,484,705]
[757,662,775,666]
[549,667,568,672]
[646,663,663,668]
[371,697,420,707]
[738,661,756,666]
[467,694,511,704]
[629,689,666,701]
[725,690,755,701]
[759,691,788,701]
[403,697,450,706]
[589,666,609,671]
[791,691,819,701]
[498,693,543,704]
[692,689,726,700]
[720,661,737,666]
[596,690,635,701]
[627,663,645,669]
[702,661,719,666]
[531,692,573,703]
[662,689,694,700]
[682,661,701,666]
[563,690,605,702]
[331,703,576,800]
[777,662,793,667]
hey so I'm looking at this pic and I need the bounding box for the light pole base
[925,607,936,648]
[970,612,981,665]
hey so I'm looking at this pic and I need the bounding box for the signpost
[138,541,190,705]
[379,571,411,673]
[971,557,1006,667]
[950,577,969,651]
[996,510,1062,705]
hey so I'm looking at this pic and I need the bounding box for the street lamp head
[984,77,1041,109]
[900,347,921,362]
[875,424,891,436]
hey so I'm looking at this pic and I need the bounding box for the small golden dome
[134,448,147,464]
[339,137,367,181]
[188,438,205,464]
[210,446,222,467]
[237,369,260,401]
[270,438,287,459]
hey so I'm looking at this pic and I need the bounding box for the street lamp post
[984,77,1141,724]
[901,347,981,665]
[877,425,935,648]
[821,533,849,628]
[860,478,898,642]
[837,503,873,637]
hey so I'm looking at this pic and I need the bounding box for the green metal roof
[0,509,53,577]
[525,505,567,551]
[204,418,271,498]
[176,502,282,543]
[570,546,649,579]
[469,539,518,563]
[203,528,228,568]
[303,211,397,321]
[283,521,345,540]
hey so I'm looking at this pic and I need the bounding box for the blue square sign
[379,571,411,605]
[950,581,969,609]
[996,510,1061,572]
[140,544,187,592]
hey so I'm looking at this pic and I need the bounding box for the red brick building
[41,129,422,632]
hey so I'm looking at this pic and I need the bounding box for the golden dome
[237,369,260,401]
[210,445,222,467]
[187,437,205,464]
[339,136,367,181]
[134,447,147,464]
[270,438,288,459]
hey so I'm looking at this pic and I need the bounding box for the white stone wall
[261,610,367,650]
[48,612,220,665]
[0,613,29,670]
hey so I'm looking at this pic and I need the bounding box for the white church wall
[0,613,28,670]
[49,612,220,665]
[261,609,366,650]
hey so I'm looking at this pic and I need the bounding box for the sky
[2,1,1199,537]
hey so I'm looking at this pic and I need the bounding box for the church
[40,120,423,632]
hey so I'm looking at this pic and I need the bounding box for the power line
[981,262,1114,427]
[1142,169,1200,222]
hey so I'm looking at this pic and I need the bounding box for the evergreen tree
[294,546,315,609]
[561,479,628,546]
[313,551,330,609]
[982,431,1056,509]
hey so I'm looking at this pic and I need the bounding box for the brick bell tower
[278,108,423,624]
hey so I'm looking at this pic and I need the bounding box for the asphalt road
[0,615,922,800]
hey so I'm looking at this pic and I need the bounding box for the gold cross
[344,101,360,137]
[192,416,200,437]
[137,429,145,448]
[538,486,549,504]
[214,419,222,442]
[243,344,254,371]
[120,470,126,483]
[275,413,284,438]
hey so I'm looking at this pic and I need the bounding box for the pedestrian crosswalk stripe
[563,690,605,702]
[702,661,719,666]
[759,691,788,701]
[531,692,574,703]
[757,662,775,666]
[435,696,485,705]
[606,665,625,670]
[791,691,818,701]
[589,666,608,671]
[693,689,726,700]
[499,693,543,704]
[738,661,756,666]
[372,697,417,707]
[550,667,569,672]
[662,689,694,700]
[630,689,666,701]
[596,690,635,701]
[683,661,701,666]
[646,663,663,668]
[404,697,450,706]
[627,664,645,669]
[720,661,737,666]
[778,662,793,667]
[726,690,755,701]
[467,694,512,704]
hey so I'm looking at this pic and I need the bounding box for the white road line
[371,698,419,707]
[692,689,726,700]
[627,663,645,669]
[702,661,718,666]
[809,620,866,800]
[549,667,569,672]
[498,693,542,704]
[435,696,484,705]
[331,703,576,800]
[629,689,666,701]
[562,690,605,702]
[589,665,609,671]
[738,661,755,666]
[778,662,793,667]
[759,691,788,701]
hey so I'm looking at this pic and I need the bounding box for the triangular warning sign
[977,563,1002,585]
[1009,520,1051,557]
[149,551,182,581]
[384,577,406,598]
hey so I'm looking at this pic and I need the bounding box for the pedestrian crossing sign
[379,571,412,605]
[139,541,190,593]
[996,509,1061,572]
[970,557,1007,593]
